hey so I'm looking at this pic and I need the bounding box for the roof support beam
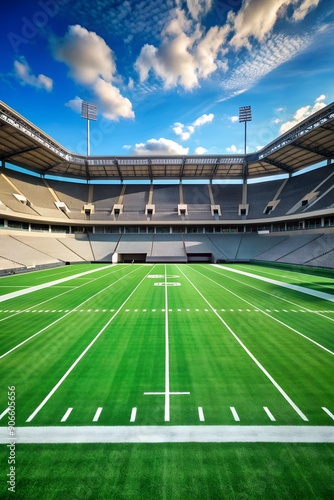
[114,157,123,182]
[260,158,292,173]
[291,141,333,159]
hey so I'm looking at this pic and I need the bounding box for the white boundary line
[0,266,110,303]
[0,266,142,360]
[213,264,334,302]
[207,265,334,324]
[177,266,309,422]
[198,407,205,422]
[164,264,170,422]
[0,265,126,325]
[191,266,334,357]
[26,267,154,422]
[2,426,333,443]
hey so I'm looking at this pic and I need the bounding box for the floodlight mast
[239,105,252,155]
[81,102,98,157]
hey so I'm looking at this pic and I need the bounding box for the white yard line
[164,264,170,422]
[0,266,142,360]
[192,266,334,357]
[177,266,309,422]
[26,268,153,422]
[213,264,334,303]
[1,425,333,444]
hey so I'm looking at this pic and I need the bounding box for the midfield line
[164,264,170,422]
[26,266,154,422]
[177,265,309,422]
[0,266,142,360]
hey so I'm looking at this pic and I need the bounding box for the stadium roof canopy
[0,100,334,181]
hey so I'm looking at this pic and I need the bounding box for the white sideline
[0,266,109,303]
[213,264,334,303]
[0,425,333,443]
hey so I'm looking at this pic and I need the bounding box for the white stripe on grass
[93,407,103,422]
[264,406,276,421]
[164,264,170,422]
[26,268,154,423]
[198,407,205,422]
[0,407,9,420]
[177,266,309,422]
[230,407,240,422]
[322,407,334,420]
[0,266,142,360]
[192,266,334,357]
[130,408,137,423]
[61,408,72,422]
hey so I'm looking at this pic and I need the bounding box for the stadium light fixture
[81,101,98,157]
[239,106,252,155]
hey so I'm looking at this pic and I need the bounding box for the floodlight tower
[239,105,252,156]
[81,101,98,157]
[239,106,252,214]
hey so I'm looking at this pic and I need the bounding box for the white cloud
[51,25,134,121]
[186,0,213,20]
[221,32,309,95]
[192,113,214,127]
[65,96,83,113]
[226,144,243,154]
[134,138,189,155]
[229,115,239,123]
[228,0,319,51]
[135,7,228,90]
[51,24,116,85]
[94,78,134,120]
[292,0,320,21]
[173,113,214,141]
[194,146,208,154]
[14,58,53,91]
[123,144,132,150]
[279,95,327,134]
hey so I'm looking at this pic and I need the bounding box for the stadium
[0,96,334,498]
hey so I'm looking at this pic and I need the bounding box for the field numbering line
[0,407,10,420]
[61,408,73,422]
[130,407,137,422]
[230,407,240,422]
[198,407,205,422]
[93,407,103,422]
[26,268,154,423]
[263,406,276,421]
[178,266,309,422]
[322,407,334,420]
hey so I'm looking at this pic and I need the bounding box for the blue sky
[1,0,334,158]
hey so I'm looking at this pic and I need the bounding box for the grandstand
[0,99,334,272]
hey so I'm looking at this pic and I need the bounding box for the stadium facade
[0,100,334,271]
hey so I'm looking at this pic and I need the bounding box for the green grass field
[0,263,333,498]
